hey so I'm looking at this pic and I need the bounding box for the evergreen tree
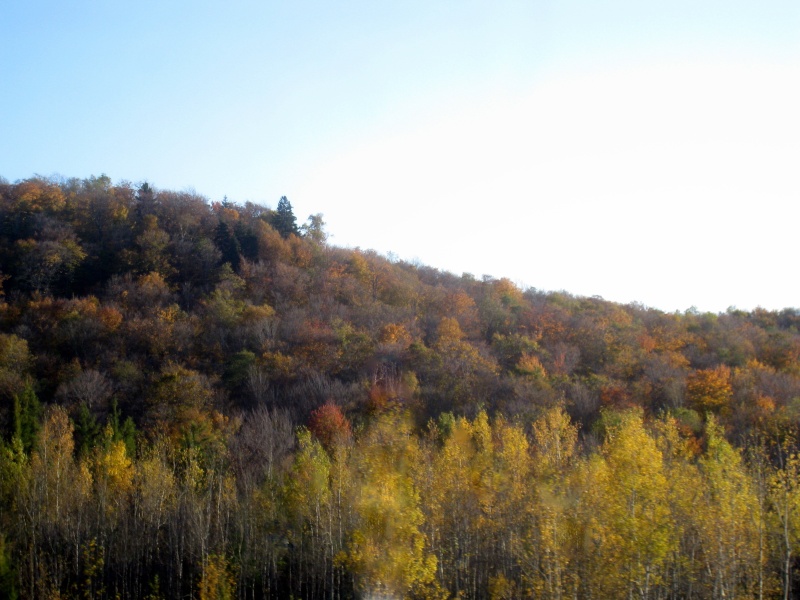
[273,196,298,238]
[12,383,41,453]
[74,402,101,456]
[214,221,242,271]
[109,398,137,458]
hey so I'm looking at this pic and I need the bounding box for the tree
[768,448,800,600]
[347,412,437,599]
[15,233,86,294]
[308,402,352,453]
[0,333,32,404]
[198,554,236,600]
[580,410,676,599]
[285,428,335,599]
[272,196,298,238]
[131,215,173,277]
[421,411,505,598]
[20,406,93,597]
[145,362,216,449]
[301,213,327,244]
[73,402,102,456]
[687,366,733,415]
[214,221,242,272]
[653,416,706,598]
[696,416,761,599]
[413,318,499,414]
[133,442,177,590]
[12,383,41,454]
[521,407,579,598]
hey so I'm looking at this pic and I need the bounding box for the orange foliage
[12,180,66,213]
[686,366,732,415]
[493,278,523,306]
[445,290,480,334]
[515,353,547,379]
[379,323,412,346]
[638,332,657,354]
[436,317,464,343]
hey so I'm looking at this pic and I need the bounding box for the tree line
[4,403,800,599]
[0,174,799,599]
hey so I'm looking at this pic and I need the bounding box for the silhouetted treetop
[272,195,298,238]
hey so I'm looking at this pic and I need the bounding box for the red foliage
[308,402,352,450]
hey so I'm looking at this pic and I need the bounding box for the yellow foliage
[157,304,183,324]
[494,278,523,307]
[515,353,546,379]
[135,450,177,528]
[583,411,676,598]
[138,271,170,292]
[260,351,296,379]
[240,303,275,323]
[347,412,437,598]
[13,180,66,213]
[198,554,236,600]
[532,406,577,478]
[92,432,135,521]
[347,252,372,284]
[436,317,464,343]
[696,416,761,598]
[489,574,518,600]
[94,428,134,495]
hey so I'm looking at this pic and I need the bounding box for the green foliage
[12,383,41,453]
[109,398,137,458]
[491,332,540,373]
[590,407,626,442]
[0,534,17,600]
[300,213,327,244]
[224,350,256,388]
[0,334,32,426]
[670,406,704,435]
[74,402,102,456]
[144,575,165,600]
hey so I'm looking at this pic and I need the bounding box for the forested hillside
[1,175,800,599]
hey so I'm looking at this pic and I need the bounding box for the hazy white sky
[2,1,798,313]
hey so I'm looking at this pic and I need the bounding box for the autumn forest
[1,175,800,599]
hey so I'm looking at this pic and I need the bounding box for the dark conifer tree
[73,402,101,456]
[273,196,298,238]
[135,181,157,223]
[215,221,242,271]
[12,383,41,453]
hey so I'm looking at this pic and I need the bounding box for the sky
[1,1,799,313]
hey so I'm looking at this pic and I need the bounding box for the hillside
[1,174,800,599]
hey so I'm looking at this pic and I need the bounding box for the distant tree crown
[273,196,298,238]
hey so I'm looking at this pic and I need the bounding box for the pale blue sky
[2,1,799,312]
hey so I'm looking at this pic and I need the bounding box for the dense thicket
[0,175,799,599]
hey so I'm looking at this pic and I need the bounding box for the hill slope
[1,174,799,598]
